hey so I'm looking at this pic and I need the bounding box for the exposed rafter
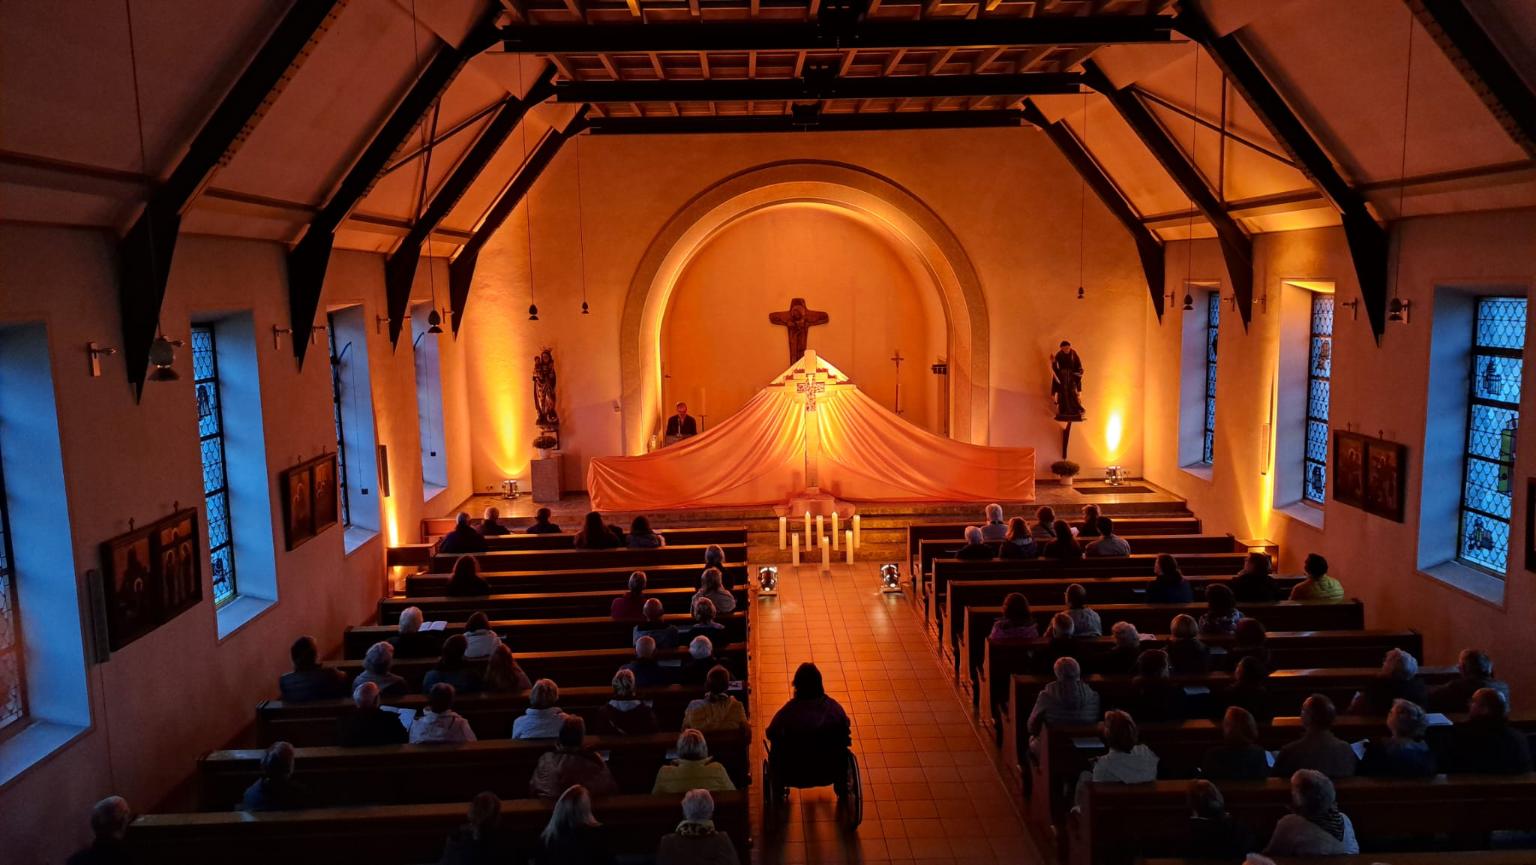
[493,15,1178,54]
[1407,0,1536,160]
[448,107,592,335]
[1022,99,1166,319]
[1179,4,1390,341]
[117,0,342,395]
[553,72,1084,104]
[585,105,1031,134]
[286,13,502,366]
[383,64,557,348]
[1084,59,1254,330]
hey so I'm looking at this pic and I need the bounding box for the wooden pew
[429,542,747,575]
[344,611,748,658]
[905,516,1202,568]
[406,562,748,597]
[380,585,748,625]
[1140,854,1536,865]
[916,534,1240,583]
[199,727,751,809]
[926,552,1251,628]
[126,790,750,865]
[333,643,748,692]
[1033,713,1536,831]
[257,684,746,747]
[421,516,747,546]
[1005,666,1460,784]
[982,626,1419,730]
[1072,775,1536,865]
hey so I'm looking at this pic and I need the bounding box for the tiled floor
[747,559,1045,865]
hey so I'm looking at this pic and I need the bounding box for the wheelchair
[761,740,863,828]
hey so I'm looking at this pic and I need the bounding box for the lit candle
[792,533,800,566]
[815,514,823,546]
[821,538,831,571]
[853,514,861,549]
[804,511,812,547]
[778,516,787,550]
[832,511,840,548]
[845,530,854,564]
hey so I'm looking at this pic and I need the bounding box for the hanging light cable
[519,64,539,322]
[575,135,590,315]
[1184,43,1200,305]
[1388,12,1416,324]
[406,0,445,335]
[1076,86,1087,301]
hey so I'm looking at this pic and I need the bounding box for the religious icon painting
[280,463,315,551]
[156,510,202,619]
[1332,431,1366,508]
[98,508,202,652]
[310,454,339,535]
[1362,438,1408,523]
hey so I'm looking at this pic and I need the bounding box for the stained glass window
[193,326,237,606]
[328,316,352,528]
[0,441,26,735]
[1202,292,1220,465]
[1458,297,1527,575]
[1303,295,1334,504]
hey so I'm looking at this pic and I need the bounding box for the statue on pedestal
[1050,340,1085,422]
[533,349,559,445]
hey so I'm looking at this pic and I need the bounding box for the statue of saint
[1050,340,1085,421]
[533,348,559,429]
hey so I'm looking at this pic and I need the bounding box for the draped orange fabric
[587,354,1034,510]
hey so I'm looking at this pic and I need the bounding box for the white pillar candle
[792,533,800,566]
[853,514,861,549]
[804,511,812,547]
[821,538,830,570]
[815,514,824,547]
[832,512,840,548]
[779,516,787,550]
[845,530,854,564]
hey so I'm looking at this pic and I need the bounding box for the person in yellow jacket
[1290,554,1345,601]
[682,666,747,733]
[653,729,736,794]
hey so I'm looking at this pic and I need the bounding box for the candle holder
[1104,465,1125,486]
[879,563,902,593]
[757,566,779,596]
[502,479,520,499]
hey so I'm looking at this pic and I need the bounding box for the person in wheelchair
[766,663,853,796]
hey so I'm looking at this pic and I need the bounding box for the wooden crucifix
[768,298,829,365]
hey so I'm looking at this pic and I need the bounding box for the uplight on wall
[879,563,902,593]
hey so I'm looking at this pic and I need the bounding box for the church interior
[4,0,1536,862]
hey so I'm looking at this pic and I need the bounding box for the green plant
[532,433,558,450]
[1049,459,1081,477]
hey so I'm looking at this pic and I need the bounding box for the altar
[587,351,1035,511]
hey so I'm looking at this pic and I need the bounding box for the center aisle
[747,559,1045,865]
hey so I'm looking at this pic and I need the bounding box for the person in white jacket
[1090,710,1159,782]
[1263,770,1360,856]
[409,683,476,745]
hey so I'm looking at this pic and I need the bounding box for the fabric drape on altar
[587,354,1034,510]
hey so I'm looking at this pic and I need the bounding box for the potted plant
[1050,459,1081,487]
[533,433,559,459]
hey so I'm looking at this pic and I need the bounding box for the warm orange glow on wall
[384,500,400,547]
[1104,410,1125,460]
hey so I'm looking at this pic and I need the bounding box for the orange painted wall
[660,204,946,436]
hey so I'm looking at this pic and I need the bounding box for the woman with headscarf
[1263,770,1360,856]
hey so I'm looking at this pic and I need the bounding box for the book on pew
[381,705,416,732]
[1351,739,1368,760]
[1182,685,1211,696]
[1073,737,1106,750]
[423,621,447,632]
[1426,712,1453,727]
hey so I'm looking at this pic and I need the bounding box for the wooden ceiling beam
[1406,0,1536,160]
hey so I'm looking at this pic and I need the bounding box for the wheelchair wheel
[761,757,779,821]
[840,751,863,829]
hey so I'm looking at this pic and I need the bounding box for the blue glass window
[327,316,352,528]
[1303,295,1334,504]
[192,326,237,606]
[1458,297,1526,575]
[0,441,25,734]
[1202,292,1220,465]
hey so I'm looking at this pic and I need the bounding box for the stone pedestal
[531,455,562,503]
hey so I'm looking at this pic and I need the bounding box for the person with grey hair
[679,597,726,645]
[702,544,734,591]
[693,568,736,614]
[1357,698,1437,778]
[1263,770,1359,856]
[1089,622,1143,676]
[656,788,741,865]
[610,570,649,622]
[979,503,1009,541]
[439,511,489,554]
[1274,694,1358,779]
[1027,657,1102,740]
[241,741,309,811]
[65,796,131,865]
[633,598,680,650]
[529,716,617,799]
[1064,584,1102,637]
[537,784,612,865]
[653,729,736,793]
[513,679,568,739]
[600,667,658,736]
[955,524,996,560]
[681,636,721,686]
[479,506,511,536]
[625,635,674,689]
[354,640,408,697]
[1346,647,1428,715]
[411,683,477,745]
[390,605,436,658]
[338,681,409,747]
[1428,648,1511,713]
[1446,686,1533,774]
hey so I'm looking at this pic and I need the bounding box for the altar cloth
[587,354,1035,510]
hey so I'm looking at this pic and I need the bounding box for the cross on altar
[782,349,844,490]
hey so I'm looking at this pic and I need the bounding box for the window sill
[0,719,89,789]
[1417,560,1507,608]
[216,594,277,641]
[1274,502,1325,531]
[423,483,448,504]
[1180,464,1214,483]
[344,526,379,556]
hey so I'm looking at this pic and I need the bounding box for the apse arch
[619,160,990,455]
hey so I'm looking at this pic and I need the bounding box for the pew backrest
[381,585,747,624]
[345,611,747,658]
[429,543,748,574]
[406,562,748,596]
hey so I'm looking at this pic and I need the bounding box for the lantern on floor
[502,479,520,500]
[757,566,779,596]
[879,563,902,593]
[1104,465,1125,486]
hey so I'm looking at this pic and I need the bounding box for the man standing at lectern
[664,402,698,446]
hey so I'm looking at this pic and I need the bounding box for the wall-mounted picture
[1525,479,1536,573]
[1363,438,1408,522]
[1332,431,1366,507]
[99,509,202,652]
[280,453,338,550]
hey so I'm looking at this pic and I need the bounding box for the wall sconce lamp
[87,342,118,377]
[426,308,445,334]
[1163,292,1196,311]
[375,315,392,334]
[147,335,184,382]
[757,565,779,596]
[1387,298,1412,324]
[274,324,328,349]
[879,563,903,593]
[1339,298,1360,320]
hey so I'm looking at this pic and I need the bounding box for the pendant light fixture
[1387,11,1417,325]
